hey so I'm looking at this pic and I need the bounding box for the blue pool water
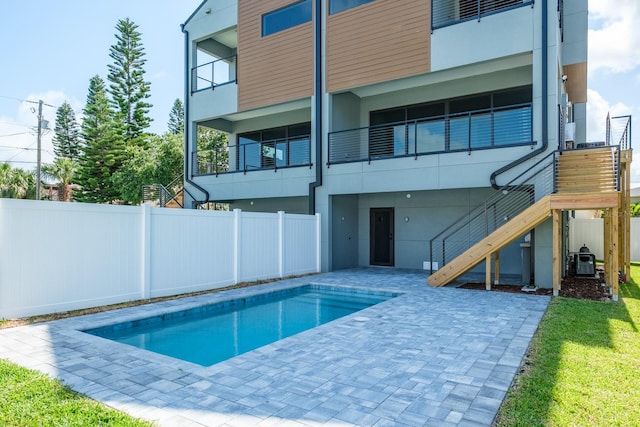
[86,285,396,366]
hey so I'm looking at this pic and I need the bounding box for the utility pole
[36,100,43,200]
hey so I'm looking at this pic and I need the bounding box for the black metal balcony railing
[432,0,534,29]
[193,136,312,176]
[191,55,237,93]
[328,103,533,165]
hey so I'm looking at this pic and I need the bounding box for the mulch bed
[459,275,612,301]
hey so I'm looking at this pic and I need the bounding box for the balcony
[328,103,532,165]
[193,136,312,176]
[191,55,237,93]
[432,0,534,29]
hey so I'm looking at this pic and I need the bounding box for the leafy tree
[0,163,35,199]
[42,158,78,202]
[112,133,184,205]
[76,75,126,203]
[107,18,152,147]
[196,127,229,173]
[632,203,640,218]
[52,102,81,161]
[168,99,184,135]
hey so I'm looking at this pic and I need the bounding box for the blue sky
[1,0,638,185]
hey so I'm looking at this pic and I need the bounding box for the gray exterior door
[370,208,394,266]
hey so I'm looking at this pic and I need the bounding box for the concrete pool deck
[0,268,549,426]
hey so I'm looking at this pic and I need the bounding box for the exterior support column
[611,206,619,302]
[604,208,611,288]
[552,209,562,296]
[493,252,500,286]
[485,254,492,290]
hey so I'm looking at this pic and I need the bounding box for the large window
[262,0,312,37]
[329,0,375,15]
[368,87,532,157]
[238,123,311,171]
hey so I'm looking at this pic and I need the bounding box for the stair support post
[493,252,500,286]
[552,209,561,296]
[607,206,619,302]
[485,254,492,290]
[604,208,611,289]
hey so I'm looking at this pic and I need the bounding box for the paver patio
[0,268,549,426]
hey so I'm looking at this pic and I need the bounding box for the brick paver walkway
[0,269,549,426]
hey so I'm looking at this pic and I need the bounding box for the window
[237,123,311,170]
[329,0,374,15]
[368,87,532,154]
[262,0,312,37]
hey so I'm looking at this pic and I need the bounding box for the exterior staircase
[428,144,627,289]
[141,175,185,208]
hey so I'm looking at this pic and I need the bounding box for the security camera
[562,75,568,83]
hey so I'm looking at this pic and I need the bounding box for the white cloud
[588,0,640,74]
[0,91,83,171]
[586,88,639,185]
[586,89,629,141]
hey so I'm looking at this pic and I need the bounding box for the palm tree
[0,162,11,196]
[9,168,33,199]
[0,163,34,199]
[42,158,78,202]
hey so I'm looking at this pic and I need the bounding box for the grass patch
[495,265,640,426]
[0,359,152,426]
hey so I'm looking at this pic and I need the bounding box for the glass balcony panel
[416,120,446,153]
[470,112,492,148]
[288,138,310,166]
[449,116,469,151]
[493,106,532,146]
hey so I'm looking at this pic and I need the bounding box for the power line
[0,120,33,128]
[0,160,38,165]
[0,95,58,109]
[0,132,31,138]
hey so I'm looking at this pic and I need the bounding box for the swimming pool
[85,285,397,366]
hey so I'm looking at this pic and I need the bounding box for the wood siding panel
[238,0,314,111]
[563,62,587,103]
[327,0,431,93]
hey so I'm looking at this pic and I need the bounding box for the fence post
[316,213,322,272]
[141,203,151,299]
[278,211,285,278]
[233,209,241,284]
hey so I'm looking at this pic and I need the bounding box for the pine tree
[75,75,126,203]
[107,18,152,147]
[52,102,81,161]
[168,99,184,135]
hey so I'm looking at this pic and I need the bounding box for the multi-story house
[180,0,632,298]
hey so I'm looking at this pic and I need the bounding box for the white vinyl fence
[0,199,320,319]
[569,217,640,261]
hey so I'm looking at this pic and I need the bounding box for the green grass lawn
[496,264,640,426]
[0,359,152,427]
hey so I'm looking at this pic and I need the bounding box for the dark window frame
[262,0,312,37]
[237,122,312,171]
[329,0,375,15]
[368,86,532,156]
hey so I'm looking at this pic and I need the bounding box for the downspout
[490,0,549,189]
[181,24,210,207]
[308,0,323,214]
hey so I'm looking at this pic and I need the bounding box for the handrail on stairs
[429,150,557,275]
[429,143,622,277]
[142,174,185,208]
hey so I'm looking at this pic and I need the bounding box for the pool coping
[0,269,549,426]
